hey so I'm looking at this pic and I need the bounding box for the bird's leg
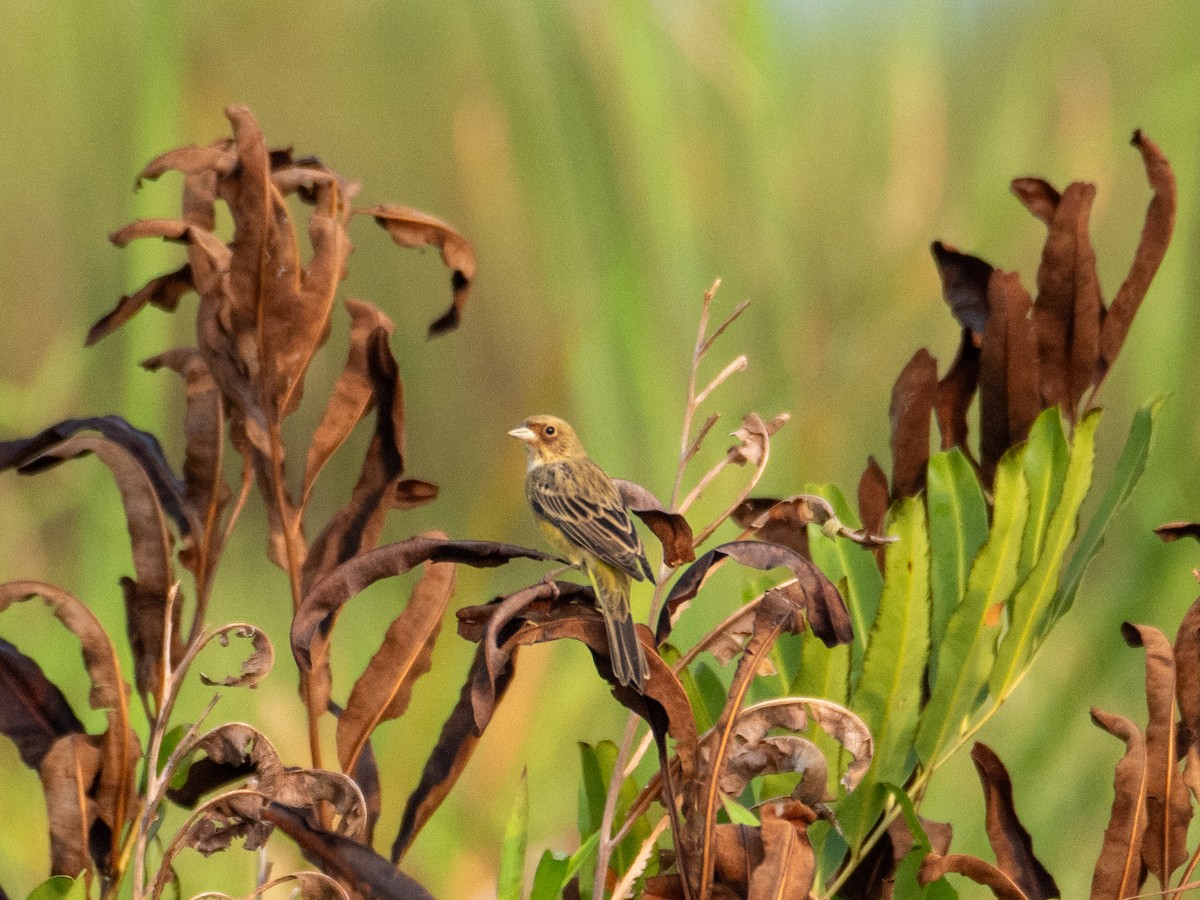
[541,562,580,598]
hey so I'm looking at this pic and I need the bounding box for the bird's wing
[527,461,654,581]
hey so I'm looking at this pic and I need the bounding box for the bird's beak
[508,425,536,442]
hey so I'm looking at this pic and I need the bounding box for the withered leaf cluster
[881,131,1174,508]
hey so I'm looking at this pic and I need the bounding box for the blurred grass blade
[840,497,931,849]
[1045,397,1165,630]
[497,768,528,900]
[925,448,988,685]
[916,449,1029,768]
[990,409,1100,700]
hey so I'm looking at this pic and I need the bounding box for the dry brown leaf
[1010,178,1062,225]
[613,478,695,568]
[936,327,982,455]
[86,264,194,347]
[359,203,477,337]
[931,241,992,336]
[1089,708,1147,900]
[303,299,395,503]
[745,800,817,900]
[0,637,84,769]
[1174,596,1200,754]
[889,348,938,500]
[37,732,103,877]
[980,270,1040,484]
[1120,622,1191,885]
[1098,131,1176,383]
[391,643,514,863]
[969,743,1059,900]
[1155,522,1200,544]
[337,558,456,774]
[857,456,889,554]
[919,853,1030,899]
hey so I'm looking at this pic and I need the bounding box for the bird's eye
[543,425,556,437]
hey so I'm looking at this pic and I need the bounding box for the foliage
[0,105,1191,900]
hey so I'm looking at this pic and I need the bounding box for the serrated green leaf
[916,450,1029,768]
[840,497,930,849]
[925,448,988,684]
[1018,408,1069,579]
[1046,397,1165,629]
[497,768,528,900]
[990,409,1100,700]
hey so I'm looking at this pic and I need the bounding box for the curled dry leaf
[724,697,872,794]
[728,412,788,467]
[38,732,104,877]
[1120,622,1191,884]
[358,203,477,337]
[613,478,695,568]
[170,722,284,808]
[142,347,230,580]
[1098,131,1176,384]
[969,743,1059,900]
[889,348,938,499]
[1173,596,1200,753]
[918,853,1029,900]
[87,263,194,347]
[302,299,395,503]
[197,624,274,688]
[733,494,896,552]
[1089,708,1147,900]
[656,540,851,649]
[0,637,85,769]
[720,735,827,806]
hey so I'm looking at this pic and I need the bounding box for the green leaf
[25,875,88,900]
[916,449,1029,768]
[925,448,988,683]
[530,850,570,900]
[990,409,1100,700]
[840,497,931,849]
[806,482,884,679]
[694,660,728,728]
[497,768,528,900]
[1017,408,1069,579]
[578,741,608,835]
[534,831,600,900]
[1046,397,1165,629]
[576,740,647,878]
[720,791,761,826]
[663,644,713,733]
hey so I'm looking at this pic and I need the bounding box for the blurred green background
[1,1,1198,896]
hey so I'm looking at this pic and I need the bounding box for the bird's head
[508,415,586,466]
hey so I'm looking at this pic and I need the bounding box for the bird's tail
[602,605,649,691]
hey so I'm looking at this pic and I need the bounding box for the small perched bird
[509,415,652,690]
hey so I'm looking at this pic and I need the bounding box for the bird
[508,415,652,690]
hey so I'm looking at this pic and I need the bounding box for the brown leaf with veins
[360,203,477,337]
[1089,708,1147,900]
[748,800,817,900]
[1121,622,1191,885]
[38,732,104,877]
[969,743,1059,899]
[337,557,456,774]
